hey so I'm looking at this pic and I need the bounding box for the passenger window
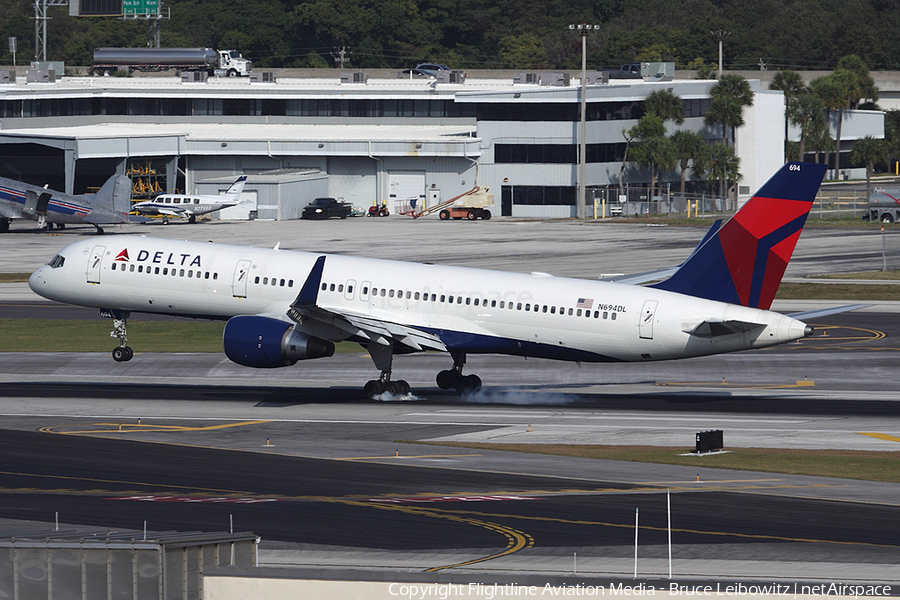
[415,292,420,300]
[431,294,436,301]
[406,291,411,299]
[380,289,386,297]
[568,308,573,316]
[288,280,293,287]
[338,284,343,292]
[577,309,582,317]
[330,284,335,292]
[517,303,522,310]
[551,306,556,314]
[466,298,471,305]
[320,283,326,291]
[264,277,269,285]
[611,313,617,320]
[542,305,547,313]
[603,312,608,319]
[179,269,185,276]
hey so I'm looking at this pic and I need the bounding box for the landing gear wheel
[439,210,450,220]
[162,216,169,225]
[364,380,383,399]
[456,374,482,394]
[436,370,454,389]
[188,215,196,224]
[395,380,410,395]
[112,346,133,362]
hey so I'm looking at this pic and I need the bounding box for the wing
[286,255,447,353]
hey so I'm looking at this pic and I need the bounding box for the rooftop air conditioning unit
[340,72,367,84]
[434,69,466,84]
[585,71,609,85]
[513,72,540,84]
[540,72,569,87]
[0,70,16,84]
[251,71,277,83]
[25,69,54,83]
[181,71,208,83]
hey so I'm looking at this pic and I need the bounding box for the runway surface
[2,218,900,583]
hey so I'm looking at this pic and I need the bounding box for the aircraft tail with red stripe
[651,161,827,309]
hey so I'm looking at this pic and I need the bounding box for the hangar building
[0,71,884,219]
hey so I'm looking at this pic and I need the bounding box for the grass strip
[410,442,900,483]
[0,319,361,354]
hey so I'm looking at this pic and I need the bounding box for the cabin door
[87,245,106,284]
[639,300,658,340]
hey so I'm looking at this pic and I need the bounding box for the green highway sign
[123,0,158,15]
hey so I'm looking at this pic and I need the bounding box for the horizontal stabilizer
[786,304,869,321]
[685,319,765,338]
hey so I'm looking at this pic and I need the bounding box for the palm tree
[707,143,741,208]
[810,75,845,178]
[627,114,676,202]
[671,130,707,197]
[769,70,805,162]
[704,74,754,146]
[790,90,825,161]
[849,136,888,202]
[644,89,685,125]
[829,56,879,180]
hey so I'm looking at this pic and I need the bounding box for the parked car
[301,197,352,219]
[415,63,450,77]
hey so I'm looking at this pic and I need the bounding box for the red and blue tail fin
[651,161,827,309]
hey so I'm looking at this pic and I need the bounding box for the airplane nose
[28,268,46,294]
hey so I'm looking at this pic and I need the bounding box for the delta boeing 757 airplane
[30,162,841,399]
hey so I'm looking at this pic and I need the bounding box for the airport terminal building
[0,70,885,219]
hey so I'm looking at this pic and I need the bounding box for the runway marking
[366,495,540,504]
[39,420,270,434]
[337,454,482,461]
[657,380,814,389]
[112,495,279,504]
[0,469,252,495]
[432,507,900,549]
[859,432,900,443]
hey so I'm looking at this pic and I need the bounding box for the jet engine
[223,315,334,368]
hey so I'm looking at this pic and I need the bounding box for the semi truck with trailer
[93,48,252,77]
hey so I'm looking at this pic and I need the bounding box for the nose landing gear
[107,311,134,362]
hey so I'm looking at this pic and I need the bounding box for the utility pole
[569,23,599,219]
[711,30,730,78]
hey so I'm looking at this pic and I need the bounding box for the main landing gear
[362,340,409,399]
[436,352,482,393]
[362,347,482,400]
[109,312,134,362]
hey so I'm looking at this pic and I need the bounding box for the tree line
[3,0,900,72]
[627,55,896,200]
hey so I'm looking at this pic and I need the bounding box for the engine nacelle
[223,315,335,368]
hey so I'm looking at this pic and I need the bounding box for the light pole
[569,23,599,219]
[711,30,730,78]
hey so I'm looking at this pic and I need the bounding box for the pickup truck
[301,197,352,220]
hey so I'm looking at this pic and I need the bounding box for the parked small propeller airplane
[0,173,133,234]
[30,162,855,399]
[131,176,248,224]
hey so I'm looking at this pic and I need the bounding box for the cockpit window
[48,255,65,268]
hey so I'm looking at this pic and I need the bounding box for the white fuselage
[28,235,810,363]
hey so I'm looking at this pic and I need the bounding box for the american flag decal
[576,298,593,309]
